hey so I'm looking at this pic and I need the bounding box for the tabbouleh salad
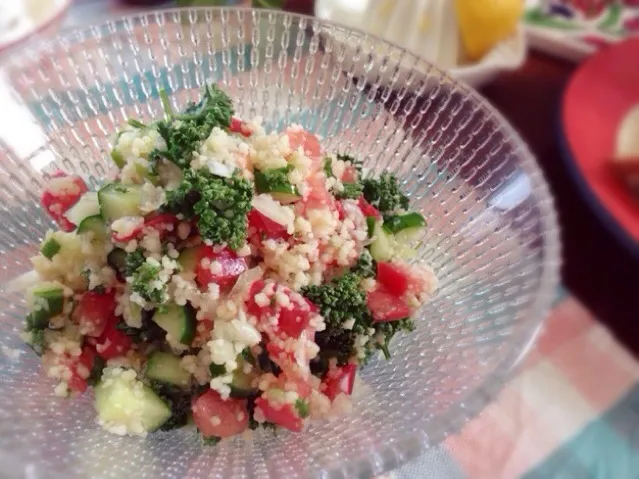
[16,85,438,442]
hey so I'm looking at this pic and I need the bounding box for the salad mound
[18,85,438,441]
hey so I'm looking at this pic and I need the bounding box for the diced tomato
[277,301,315,339]
[357,197,381,220]
[67,345,98,394]
[192,389,249,438]
[341,165,359,183]
[286,128,321,158]
[255,396,303,432]
[229,117,252,137]
[367,287,411,322]
[265,336,314,388]
[110,216,145,243]
[335,201,346,221]
[195,246,247,291]
[323,364,357,400]
[246,280,271,318]
[40,174,88,231]
[94,318,132,360]
[144,213,179,237]
[247,281,316,339]
[248,209,290,240]
[376,262,410,297]
[303,173,334,210]
[72,290,117,337]
[67,374,88,394]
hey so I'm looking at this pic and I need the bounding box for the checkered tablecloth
[380,295,639,478]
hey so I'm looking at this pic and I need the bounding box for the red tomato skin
[245,280,270,318]
[277,304,311,339]
[230,117,252,137]
[323,364,357,400]
[357,197,381,219]
[376,262,410,297]
[286,128,321,158]
[304,173,334,211]
[367,288,411,323]
[341,165,359,183]
[72,290,117,337]
[192,389,249,438]
[248,209,290,240]
[144,213,179,236]
[335,201,346,221]
[195,246,247,290]
[41,175,88,231]
[94,318,133,360]
[255,397,303,432]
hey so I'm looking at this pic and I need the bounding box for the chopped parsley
[131,261,166,304]
[335,182,363,200]
[323,157,334,177]
[151,381,192,431]
[149,84,234,169]
[254,165,297,195]
[361,173,409,214]
[166,168,253,250]
[295,398,310,419]
[350,250,375,278]
[201,435,221,446]
[301,272,372,365]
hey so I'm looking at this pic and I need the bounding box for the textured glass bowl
[0,8,560,479]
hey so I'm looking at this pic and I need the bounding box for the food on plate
[15,84,438,442]
[611,104,639,190]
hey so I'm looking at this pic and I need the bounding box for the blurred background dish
[0,0,70,53]
[524,0,639,62]
[561,36,639,256]
[314,0,527,88]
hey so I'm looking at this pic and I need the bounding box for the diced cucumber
[40,238,60,259]
[98,183,143,222]
[366,217,376,238]
[65,192,100,227]
[383,213,426,235]
[134,163,160,186]
[77,215,108,240]
[368,220,394,262]
[178,247,200,273]
[94,369,171,433]
[152,304,196,345]
[111,149,125,168]
[129,302,143,327]
[107,248,127,277]
[229,356,257,399]
[270,191,301,204]
[145,351,191,388]
[27,283,65,330]
[254,169,300,204]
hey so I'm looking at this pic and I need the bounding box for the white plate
[314,0,527,89]
[0,0,70,53]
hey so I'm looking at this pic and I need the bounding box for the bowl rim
[0,6,562,478]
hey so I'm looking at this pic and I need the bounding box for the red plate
[562,37,639,253]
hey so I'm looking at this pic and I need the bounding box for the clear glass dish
[0,8,560,479]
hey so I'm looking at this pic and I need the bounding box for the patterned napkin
[380,294,639,478]
[523,0,639,59]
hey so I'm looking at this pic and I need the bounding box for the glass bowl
[0,7,560,479]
